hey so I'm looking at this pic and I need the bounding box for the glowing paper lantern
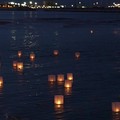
[17,62,23,72]
[13,61,17,68]
[53,50,59,56]
[48,75,56,82]
[0,76,3,87]
[57,74,64,82]
[67,73,73,81]
[30,52,35,61]
[18,51,22,58]
[112,102,120,112]
[75,52,80,59]
[54,95,64,105]
[64,80,72,88]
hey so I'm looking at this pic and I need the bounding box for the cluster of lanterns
[48,73,74,110]
[12,50,80,73]
[112,102,120,120]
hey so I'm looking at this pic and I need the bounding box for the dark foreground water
[0,11,120,120]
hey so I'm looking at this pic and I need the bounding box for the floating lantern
[67,73,73,81]
[112,102,120,113]
[53,50,59,56]
[75,52,80,59]
[57,74,64,82]
[64,80,72,88]
[18,51,22,58]
[48,75,56,82]
[17,62,23,72]
[0,76,3,87]
[30,52,35,61]
[54,95,64,105]
[13,61,17,69]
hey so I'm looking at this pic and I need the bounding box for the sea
[0,10,120,120]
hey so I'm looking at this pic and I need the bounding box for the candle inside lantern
[57,74,64,82]
[18,51,22,58]
[48,75,56,82]
[67,73,73,81]
[17,62,23,72]
[64,80,72,88]
[75,52,80,59]
[53,50,59,56]
[30,52,35,61]
[54,95,64,105]
[0,76,3,87]
[112,102,120,113]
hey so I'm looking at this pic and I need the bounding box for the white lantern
[18,51,22,58]
[30,52,35,61]
[48,75,56,82]
[75,52,80,59]
[64,80,72,88]
[53,50,59,56]
[57,74,64,82]
[17,62,23,72]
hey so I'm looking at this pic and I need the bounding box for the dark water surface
[0,11,120,120]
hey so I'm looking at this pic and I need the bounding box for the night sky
[0,0,120,5]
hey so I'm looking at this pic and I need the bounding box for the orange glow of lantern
[75,52,80,59]
[18,51,22,58]
[112,102,120,113]
[0,76,3,87]
[30,52,35,61]
[54,95,64,105]
[57,74,64,82]
[53,50,59,56]
[48,75,56,82]
[13,61,17,69]
[54,104,64,112]
[67,73,73,81]
[17,62,23,72]
[64,80,72,88]
[65,87,72,95]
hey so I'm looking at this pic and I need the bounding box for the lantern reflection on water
[17,62,23,72]
[18,51,22,58]
[54,95,64,105]
[30,52,35,61]
[65,87,72,95]
[75,52,80,59]
[53,50,59,56]
[112,102,120,113]
[67,73,73,81]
